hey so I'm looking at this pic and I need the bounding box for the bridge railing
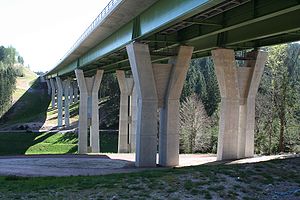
[61,0,122,64]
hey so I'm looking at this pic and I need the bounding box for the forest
[0,46,24,117]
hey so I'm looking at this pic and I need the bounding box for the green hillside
[0,66,50,129]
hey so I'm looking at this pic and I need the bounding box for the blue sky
[0,0,111,72]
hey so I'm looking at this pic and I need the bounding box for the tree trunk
[279,115,285,152]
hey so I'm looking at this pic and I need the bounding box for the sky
[0,0,111,72]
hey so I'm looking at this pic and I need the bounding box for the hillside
[0,66,50,130]
[12,65,38,103]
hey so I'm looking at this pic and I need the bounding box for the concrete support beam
[129,85,137,153]
[46,79,51,96]
[116,70,134,153]
[126,42,193,167]
[75,69,103,154]
[211,48,267,160]
[49,78,56,108]
[74,82,79,103]
[69,81,74,104]
[126,42,158,167]
[63,79,71,127]
[158,46,194,167]
[55,77,63,127]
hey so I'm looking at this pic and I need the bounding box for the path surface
[0,154,297,177]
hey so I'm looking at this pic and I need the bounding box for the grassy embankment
[0,131,118,155]
[0,66,118,155]
[0,66,49,126]
[0,157,299,199]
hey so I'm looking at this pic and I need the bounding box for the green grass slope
[0,67,50,128]
[0,131,118,155]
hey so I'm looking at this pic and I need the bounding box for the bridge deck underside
[47,0,300,78]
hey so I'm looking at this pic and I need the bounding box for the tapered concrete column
[74,82,79,103]
[55,77,63,127]
[63,79,71,127]
[239,51,267,157]
[116,70,134,153]
[46,79,51,95]
[75,69,103,154]
[211,48,267,160]
[129,85,137,153]
[69,81,74,104]
[49,78,56,108]
[126,42,158,167]
[158,46,194,167]
[126,42,194,167]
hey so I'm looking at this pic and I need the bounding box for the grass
[0,80,50,128]
[0,131,118,155]
[0,157,298,199]
[13,66,38,102]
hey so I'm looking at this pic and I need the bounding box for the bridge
[44,0,300,167]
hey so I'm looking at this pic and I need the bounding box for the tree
[179,94,211,153]
[182,57,220,116]
[17,56,24,65]
[3,46,16,66]
[255,43,300,154]
[0,46,5,61]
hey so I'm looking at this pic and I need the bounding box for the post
[126,42,158,167]
[129,85,137,153]
[126,42,194,167]
[74,82,79,103]
[211,48,267,160]
[69,80,74,104]
[158,46,194,167]
[46,79,51,96]
[63,79,71,127]
[75,69,103,154]
[116,70,134,153]
[55,77,63,127]
[49,78,56,108]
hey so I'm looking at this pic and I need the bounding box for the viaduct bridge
[44,0,300,167]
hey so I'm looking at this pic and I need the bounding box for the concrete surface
[75,69,103,154]
[126,42,158,167]
[211,48,267,161]
[116,70,134,153]
[49,78,56,108]
[0,154,296,177]
[55,77,63,127]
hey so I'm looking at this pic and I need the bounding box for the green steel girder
[46,0,300,79]
[187,9,300,55]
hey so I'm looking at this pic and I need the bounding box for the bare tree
[179,94,211,153]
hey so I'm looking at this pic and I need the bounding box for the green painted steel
[139,0,217,36]
[46,0,300,78]
[79,22,133,67]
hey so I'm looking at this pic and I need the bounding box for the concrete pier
[211,48,267,160]
[55,77,63,127]
[75,69,103,154]
[46,79,51,96]
[126,42,193,167]
[49,78,56,108]
[158,46,194,167]
[116,70,134,153]
[63,79,71,127]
